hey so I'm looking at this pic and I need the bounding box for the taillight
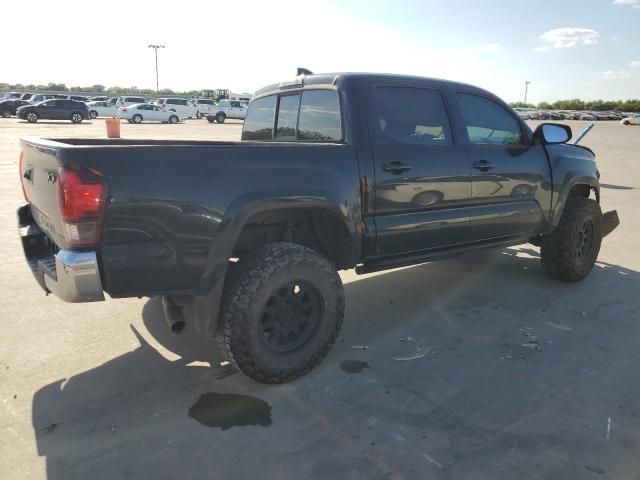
[57,167,108,248]
[19,151,28,201]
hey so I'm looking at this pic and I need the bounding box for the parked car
[107,97,119,106]
[0,99,31,117]
[16,72,619,383]
[27,94,56,104]
[86,101,118,119]
[193,98,217,117]
[4,92,22,99]
[89,96,109,102]
[115,96,147,107]
[154,98,200,118]
[19,93,34,101]
[16,99,88,123]
[206,99,247,123]
[621,113,640,126]
[118,103,180,123]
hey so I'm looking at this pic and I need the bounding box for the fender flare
[192,194,360,334]
[549,175,599,228]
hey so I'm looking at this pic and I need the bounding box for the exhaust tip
[162,296,186,335]
[170,320,186,334]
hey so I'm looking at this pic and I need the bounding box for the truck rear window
[242,96,276,140]
[242,89,342,142]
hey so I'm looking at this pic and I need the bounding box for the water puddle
[340,359,369,373]
[188,392,272,430]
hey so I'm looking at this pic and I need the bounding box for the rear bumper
[602,210,620,238]
[17,204,104,302]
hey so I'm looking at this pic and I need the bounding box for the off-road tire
[216,242,345,383]
[540,197,602,282]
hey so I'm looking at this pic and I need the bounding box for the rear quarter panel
[58,143,362,297]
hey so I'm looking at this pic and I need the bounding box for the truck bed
[19,137,361,299]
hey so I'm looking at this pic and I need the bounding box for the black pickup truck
[17,73,619,383]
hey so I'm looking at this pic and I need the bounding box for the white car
[206,99,248,123]
[155,98,200,118]
[115,96,148,108]
[621,113,640,126]
[193,98,216,117]
[118,104,181,124]
[86,101,118,119]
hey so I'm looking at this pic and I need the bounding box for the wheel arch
[191,197,360,335]
[549,176,600,228]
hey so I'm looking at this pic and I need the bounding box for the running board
[356,236,527,275]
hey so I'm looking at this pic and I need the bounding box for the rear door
[369,82,472,255]
[452,91,551,240]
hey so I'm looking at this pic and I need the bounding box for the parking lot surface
[1,117,639,479]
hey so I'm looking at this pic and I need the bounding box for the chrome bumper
[18,204,105,303]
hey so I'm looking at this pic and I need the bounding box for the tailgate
[20,140,66,247]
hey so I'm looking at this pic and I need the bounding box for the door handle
[382,161,412,174]
[473,160,496,171]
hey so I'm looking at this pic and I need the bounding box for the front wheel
[540,197,603,282]
[196,111,202,119]
[216,242,345,384]
[89,110,98,119]
[169,115,178,124]
[623,121,630,126]
[132,114,143,124]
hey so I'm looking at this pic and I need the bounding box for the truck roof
[253,72,496,100]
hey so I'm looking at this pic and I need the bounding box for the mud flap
[602,210,620,237]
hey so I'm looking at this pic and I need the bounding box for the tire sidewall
[239,262,342,372]
[568,203,602,275]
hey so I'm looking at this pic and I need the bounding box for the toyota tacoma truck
[17,73,619,383]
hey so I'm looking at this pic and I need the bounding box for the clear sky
[3,0,639,102]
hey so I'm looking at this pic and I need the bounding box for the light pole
[148,44,165,95]
[524,81,531,105]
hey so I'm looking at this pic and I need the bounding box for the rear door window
[242,96,276,140]
[275,94,300,139]
[375,86,451,145]
[297,90,342,141]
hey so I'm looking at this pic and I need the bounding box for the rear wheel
[540,197,603,282]
[215,112,226,123]
[132,114,143,124]
[169,115,179,124]
[89,110,98,119]
[25,112,38,123]
[70,112,83,124]
[1,110,11,118]
[216,242,345,383]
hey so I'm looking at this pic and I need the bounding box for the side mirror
[534,123,572,144]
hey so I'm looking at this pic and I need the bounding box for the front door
[370,84,472,256]
[452,92,552,240]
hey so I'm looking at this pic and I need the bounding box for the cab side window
[457,93,524,145]
[375,86,451,145]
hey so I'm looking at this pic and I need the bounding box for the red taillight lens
[19,151,28,201]
[57,167,108,247]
